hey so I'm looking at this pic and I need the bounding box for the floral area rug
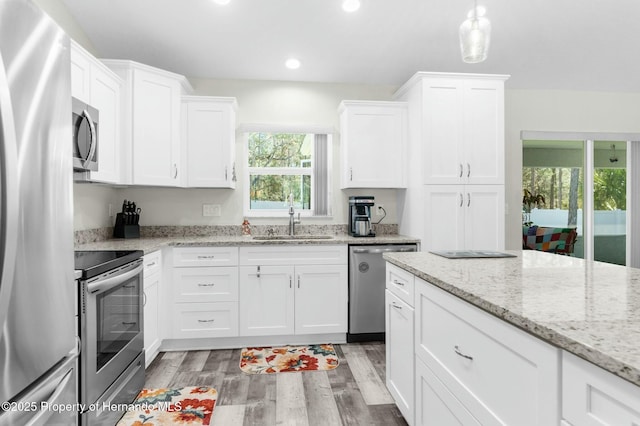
[116,386,217,426]
[240,344,339,374]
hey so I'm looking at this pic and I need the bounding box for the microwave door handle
[87,263,143,295]
[81,109,97,169]
[0,51,19,340]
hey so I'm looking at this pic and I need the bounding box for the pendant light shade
[459,4,491,63]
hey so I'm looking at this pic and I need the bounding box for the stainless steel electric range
[74,250,145,426]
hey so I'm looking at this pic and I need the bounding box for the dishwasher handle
[351,246,416,254]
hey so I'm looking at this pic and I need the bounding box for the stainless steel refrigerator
[0,1,78,424]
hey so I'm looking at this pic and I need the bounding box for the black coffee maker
[349,196,375,237]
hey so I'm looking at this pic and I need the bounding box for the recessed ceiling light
[342,0,361,13]
[285,58,301,70]
[212,0,231,5]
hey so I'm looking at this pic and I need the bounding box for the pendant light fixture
[459,1,491,63]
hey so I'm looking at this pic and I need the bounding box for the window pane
[593,141,626,265]
[522,139,584,259]
[248,133,313,168]
[249,174,311,210]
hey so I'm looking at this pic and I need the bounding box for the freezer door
[0,0,76,403]
[0,354,78,426]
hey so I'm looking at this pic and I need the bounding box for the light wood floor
[144,342,409,426]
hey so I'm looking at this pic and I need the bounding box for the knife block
[113,213,140,238]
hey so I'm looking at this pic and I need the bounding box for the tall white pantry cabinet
[394,73,509,251]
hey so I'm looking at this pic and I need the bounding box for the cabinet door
[415,356,481,426]
[422,78,464,185]
[340,102,407,188]
[132,68,181,186]
[89,64,121,184]
[385,290,414,425]
[183,98,236,188]
[239,265,294,336]
[464,185,505,251]
[563,351,640,426]
[143,271,161,367]
[70,41,91,102]
[294,265,347,334]
[423,185,465,251]
[462,79,504,185]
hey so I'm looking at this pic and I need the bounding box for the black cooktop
[74,250,143,279]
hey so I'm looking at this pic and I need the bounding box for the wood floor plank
[341,345,394,405]
[243,374,277,426]
[210,404,246,426]
[143,343,408,425]
[179,350,211,372]
[144,351,187,389]
[302,372,342,426]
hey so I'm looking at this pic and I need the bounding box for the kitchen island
[384,250,640,425]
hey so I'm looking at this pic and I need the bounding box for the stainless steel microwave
[72,97,99,172]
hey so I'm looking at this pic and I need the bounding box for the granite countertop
[383,250,640,387]
[75,234,420,254]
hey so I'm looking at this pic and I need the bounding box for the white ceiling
[60,0,640,92]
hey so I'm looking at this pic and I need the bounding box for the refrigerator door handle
[0,51,19,340]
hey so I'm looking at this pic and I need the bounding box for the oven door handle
[87,262,143,295]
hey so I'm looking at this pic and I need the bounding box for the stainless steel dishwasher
[348,244,417,342]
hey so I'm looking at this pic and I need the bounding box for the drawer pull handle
[122,321,137,326]
[197,255,216,259]
[392,303,402,310]
[393,279,405,286]
[146,261,156,267]
[454,345,473,361]
[198,283,215,287]
[198,319,215,323]
[257,265,261,278]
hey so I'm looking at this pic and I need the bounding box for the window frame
[242,124,333,218]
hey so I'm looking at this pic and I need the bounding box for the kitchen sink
[252,235,334,241]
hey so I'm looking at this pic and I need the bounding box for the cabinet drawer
[173,266,238,302]
[173,246,238,267]
[172,302,238,339]
[239,245,347,266]
[143,250,162,277]
[386,262,415,306]
[563,351,640,426]
[415,280,560,426]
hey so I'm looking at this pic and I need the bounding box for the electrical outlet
[376,204,384,216]
[202,204,221,217]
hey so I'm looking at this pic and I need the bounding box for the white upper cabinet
[182,96,237,188]
[339,100,408,188]
[421,75,506,185]
[70,41,122,184]
[103,60,192,186]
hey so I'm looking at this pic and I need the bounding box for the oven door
[80,259,143,405]
[72,97,99,171]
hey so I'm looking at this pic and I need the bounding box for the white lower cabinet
[143,251,162,367]
[239,245,348,337]
[415,356,480,426]
[385,289,414,425]
[562,351,640,425]
[414,278,560,425]
[171,247,239,339]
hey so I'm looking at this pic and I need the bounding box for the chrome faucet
[288,193,301,236]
